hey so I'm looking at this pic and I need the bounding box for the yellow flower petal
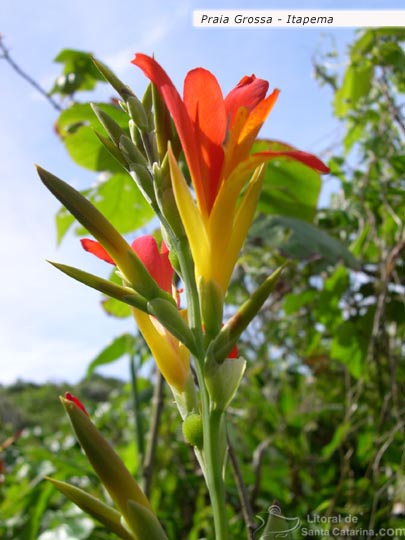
[226,165,265,285]
[133,309,190,391]
[168,144,211,283]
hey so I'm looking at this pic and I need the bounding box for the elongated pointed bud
[92,58,134,100]
[91,105,139,156]
[199,277,224,339]
[152,83,173,160]
[125,500,168,540]
[48,261,149,312]
[119,135,150,168]
[45,477,133,540]
[94,131,128,168]
[37,167,169,301]
[209,264,287,362]
[61,396,152,518]
[127,95,150,132]
[153,160,185,238]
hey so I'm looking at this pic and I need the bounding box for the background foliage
[1,28,404,539]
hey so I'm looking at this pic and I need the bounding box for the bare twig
[142,370,164,499]
[227,434,257,540]
[0,35,63,112]
[381,69,405,138]
[250,438,271,509]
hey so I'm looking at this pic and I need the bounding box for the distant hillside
[0,375,125,432]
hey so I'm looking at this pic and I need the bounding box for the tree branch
[227,434,257,540]
[0,35,63,112]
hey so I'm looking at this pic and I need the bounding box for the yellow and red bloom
[82,235,190,391]
[132,54,329,297]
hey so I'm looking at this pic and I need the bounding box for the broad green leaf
[334,63,373,117]
[254,140,322,222]
[378,42,405,70]
[102,269,132,318]
[330,320,367,378]
[55,204,77,244]
[283,289,317,315]
[83,173,153,235]
[64,125,124,172]
[57,102,129,137]
[263,216,360,268]
[102,297,132,318]
[87,334,136,378]
[56,174,153,243]
[50,49,105,95]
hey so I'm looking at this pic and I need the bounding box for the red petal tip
[65,392,89,416]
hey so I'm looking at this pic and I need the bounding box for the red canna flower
[81,236,174,295]
[132,55,329,296]
[81,234,190,391]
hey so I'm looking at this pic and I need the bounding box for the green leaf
[264,216,360,269]
[322,421,351,458]
[283,289,317,315]
[87,334,136,378]
[334,63,373,117]
[56,174,153,244]
[254,140,322,222]
[103,297,132,318]
[64,125,124,172]
[57,102,129,137]
[330,320,366,379]
[50,49,105,95]
[84,173,153,235]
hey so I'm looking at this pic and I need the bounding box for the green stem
[175,240,228,540]
[193,360,228,540]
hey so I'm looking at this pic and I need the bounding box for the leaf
[57,102,129,137]
[254,140,322,222]
[50,49,105,95]
[283,289,317,315]
[262,216,360,268]
[334,63,373,117]
[103,297,132,318]
[56,174,153,244]
[64,125,124,172]
[87,334,136,378]
[85,173,153,235]
[322,421,351,458]
[330,320,366,379]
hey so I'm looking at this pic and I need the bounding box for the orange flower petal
[184,68,227,212]
[132,54,203,208]
[224,74,269,127]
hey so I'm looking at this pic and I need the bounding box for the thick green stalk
[174,235,228,540]
[199,375,228,540]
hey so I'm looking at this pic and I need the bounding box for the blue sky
[1,0,403,384]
